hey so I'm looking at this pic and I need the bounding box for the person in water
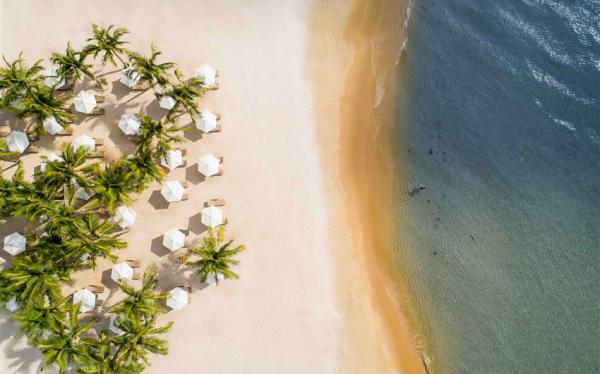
[408,184,427,197]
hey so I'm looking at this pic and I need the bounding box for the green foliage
[127,44,175,88]
[111,270,165,321]
[85,24,130,66]
[136,114,186,159]
[0,52,44,105]
[158,69,206,120]
[14,85,73,134]
[187,227,245,285]
[50,42,96,86]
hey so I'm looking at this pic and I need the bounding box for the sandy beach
[0,1,422,373]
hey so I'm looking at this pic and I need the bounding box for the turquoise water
[392,0,599,372]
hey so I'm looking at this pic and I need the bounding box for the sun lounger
[177,285,193,294]
[56,127,75,136]
[90,150,105,158]
[126,259,141,268]
[213,124,223,132]
[205,199,226,207]
[95,298,104,307]
[90,107,105,115]
[27,133,39,142]
[0,128,9,137]
[180,149,188,156]
[178,160,188,168]
[132,83,147,91]
[132,271,142,280]
[216,113,222,121]
[25,146,40,154]
[181,193,189,201]
[207,82,220,91]
[88,284,105,294]
[94,138,104,146]
[94,94,105,103]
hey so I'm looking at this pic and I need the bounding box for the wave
[551,117,577,132]
[527,60,594,105]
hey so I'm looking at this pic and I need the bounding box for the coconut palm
[14,85,73,134]
[13,298,70,342]
[36,303,95,374]
[136,114,186,158]
[157,69,206,120]
[187,227,246,285]
[117,146,164,191]
[43,143,94,193]
[64,214,127,266]
[84,24,130,66]
[111,270,165,321]
[111,315,172,370]
[0,138,19,161]
[0,52,44,105]
[50,43,96,86]
[85,162,133,212]
[2,255,63,307]
[126,44,175,88]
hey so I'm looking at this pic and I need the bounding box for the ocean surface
[392,0,600,373]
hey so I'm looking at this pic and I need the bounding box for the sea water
[393,0,599,372]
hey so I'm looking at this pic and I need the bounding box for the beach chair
[27,133,39,142]
[178,160,188,168]
[25,146,40,154]
[215,157,224,176]
[90,150,105,158]
[95,298,104,307]
[213,124,223,132]
[132,271,142,280]
[88,284,105,294]
[126,259,141,268]
[216,112,222,121]
[56,127,75,136]
[181,193,189,201]
[90,107,105,115]
[94,138,104,146]
[180,149,188,156]
[177,285,193,294]
[205,199,226,207]
[94,94,105,103]
[132,83,147,91]
[181,180,189,188]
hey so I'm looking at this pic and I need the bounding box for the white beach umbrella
[118,113,141,135]
[194,64,217,86]
[72,134,96,152]
[111,261,134,282]
[120,68,141,88]
[109,314,125,335]
[194,110,217,133]
[6,297,19,312]
[205,272,225,286]
[43,67,65,88]
[201,206,223,228]
[159,95,177,110]
[40,153,64,172]
[73,288,96,313]
[72,181,95,201]
[43,115,64,135]
[197,154,220,177]
[163,228,186,251]
[73,90,97,113]
[113,205,136,228]
[6,131,30,153]
[4,232,26,256]
[160,149,183,171]
[161,181,185,202]
[166,287,189,311]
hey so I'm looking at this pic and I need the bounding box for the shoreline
[308,0,425,372]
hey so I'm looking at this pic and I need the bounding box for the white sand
[0,1,342,373]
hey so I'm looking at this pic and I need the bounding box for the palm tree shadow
[150,235,170,257]
[0,316,44,373]
[187,212,208,235]
[185,164,205,185]
[148,190,169,210]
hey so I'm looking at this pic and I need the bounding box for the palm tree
[111,315,172,371]
[0,52,44,105]
[50,43,96,86]
[84,24,130,66]
[13,298,70,342]
[110,270,165,321]
[117,145,164,191]
[78,329,141,374]
[2,255,63,307]
[157,69,206,120]
[187,227,246,285]
[36,303,95,374]
[126,44,175,88]
[64,214,127,266]
[85,162,133,212]
[43,143,93,193]
[14,85,73,134]
[136,114,186,158]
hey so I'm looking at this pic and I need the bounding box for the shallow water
[392,0,600,372]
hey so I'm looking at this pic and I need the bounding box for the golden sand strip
[309,0,426,372]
